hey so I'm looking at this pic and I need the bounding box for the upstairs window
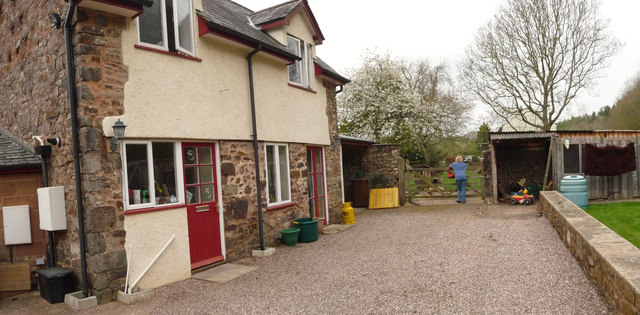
[138,0,195,56]
[287,35,313,88]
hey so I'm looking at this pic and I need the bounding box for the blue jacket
[449,161,467,180]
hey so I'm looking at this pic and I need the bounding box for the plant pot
[280,228,300,246]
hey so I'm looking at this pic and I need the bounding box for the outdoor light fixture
[564,138,570,149]
[49,13,62,29]
[110,119,127,151]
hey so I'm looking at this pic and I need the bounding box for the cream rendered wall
[103,5,330,146]
[124,208,191,290]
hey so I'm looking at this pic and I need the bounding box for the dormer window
[287,35,313,88]
[137,0,195,56]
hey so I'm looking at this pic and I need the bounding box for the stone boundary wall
[539,191,640,313]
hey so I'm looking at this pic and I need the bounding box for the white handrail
[127,234,175,294]
[124,244,132,293]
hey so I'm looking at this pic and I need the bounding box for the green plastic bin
[293,217,319,243]
[280,228,300,246]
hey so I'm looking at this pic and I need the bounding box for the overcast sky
[235,0,640,127]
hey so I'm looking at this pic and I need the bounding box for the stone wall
[540,191,640,313]
[323,80,343,224]
[72,9,128,304]
[1,2,129,303]
[220,141,310,260]
[364,145,401,188]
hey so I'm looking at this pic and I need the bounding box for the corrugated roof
[338,135,377,144]
[0,130,40,170]
[489,132,555,141]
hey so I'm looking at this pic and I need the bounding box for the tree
[459,0,620,131]
[339,51,470,165]
[475,122,490,151]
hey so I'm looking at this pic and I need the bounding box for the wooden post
[491,142,498,204]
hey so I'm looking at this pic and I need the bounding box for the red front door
[182,143,223,269]
[307,147,327,222]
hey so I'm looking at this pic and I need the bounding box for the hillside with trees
[558,73,640,130]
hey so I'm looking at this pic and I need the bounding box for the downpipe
[246,45,265,250]
[64,0,90,298]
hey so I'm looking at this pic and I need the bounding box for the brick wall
[0,172,46,286]
[540,191,640,313]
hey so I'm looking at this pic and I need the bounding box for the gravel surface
[2,202,611,314]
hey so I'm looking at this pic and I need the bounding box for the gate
[405,163,484,203]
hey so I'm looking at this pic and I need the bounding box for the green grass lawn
[585,202,640,248]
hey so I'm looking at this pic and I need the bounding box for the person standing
[449,156,468,203]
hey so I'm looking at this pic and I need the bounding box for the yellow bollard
[342,202,355,224]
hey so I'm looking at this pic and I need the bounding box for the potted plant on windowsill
[368,173,399,209]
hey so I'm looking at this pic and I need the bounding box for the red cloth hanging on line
[583,143,636,176]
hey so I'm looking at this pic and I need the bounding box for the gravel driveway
[3,202,610,314]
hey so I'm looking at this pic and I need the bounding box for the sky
[234,0,640,129]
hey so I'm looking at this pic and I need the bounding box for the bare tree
[460,0,620,131]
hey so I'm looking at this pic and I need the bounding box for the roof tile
[0,130,41,170]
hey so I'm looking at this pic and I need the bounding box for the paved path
[1,202,610,314]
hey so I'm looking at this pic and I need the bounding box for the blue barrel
[560,175,588,208]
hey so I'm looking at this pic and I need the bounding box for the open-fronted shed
[488,130,640,203]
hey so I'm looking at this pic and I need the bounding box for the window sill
[134,44,202,62]
[267,202,297,211]
[288,83,317,94]
[125,203,186,215]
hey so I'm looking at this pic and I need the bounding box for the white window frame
[172,0,195,55]
[122,141,185,211]
[136,0,195,56]
[287,35,313,88]
[264,143,292,206]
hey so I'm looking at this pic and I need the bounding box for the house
[0,0,348,304]
[500,113,557,132]
[487,131,640,203]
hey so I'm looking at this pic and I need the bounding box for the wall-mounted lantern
[110,119,127,151]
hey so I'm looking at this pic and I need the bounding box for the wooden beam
[491,142,498,203]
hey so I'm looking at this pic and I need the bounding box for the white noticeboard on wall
[2,205,32,245]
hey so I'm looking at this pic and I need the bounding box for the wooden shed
[488,131,640,203]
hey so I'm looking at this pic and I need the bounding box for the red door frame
[182,143,223,269]
[307,146,327,223]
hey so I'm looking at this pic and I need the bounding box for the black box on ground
[36,267,74,303]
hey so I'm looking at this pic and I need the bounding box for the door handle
[195,205,209,212]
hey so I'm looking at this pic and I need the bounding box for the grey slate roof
[0,130,40,170]
[199,0,298,60]
[315,57,350,83]
[249,0,301,26]
[199,0,347,84]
